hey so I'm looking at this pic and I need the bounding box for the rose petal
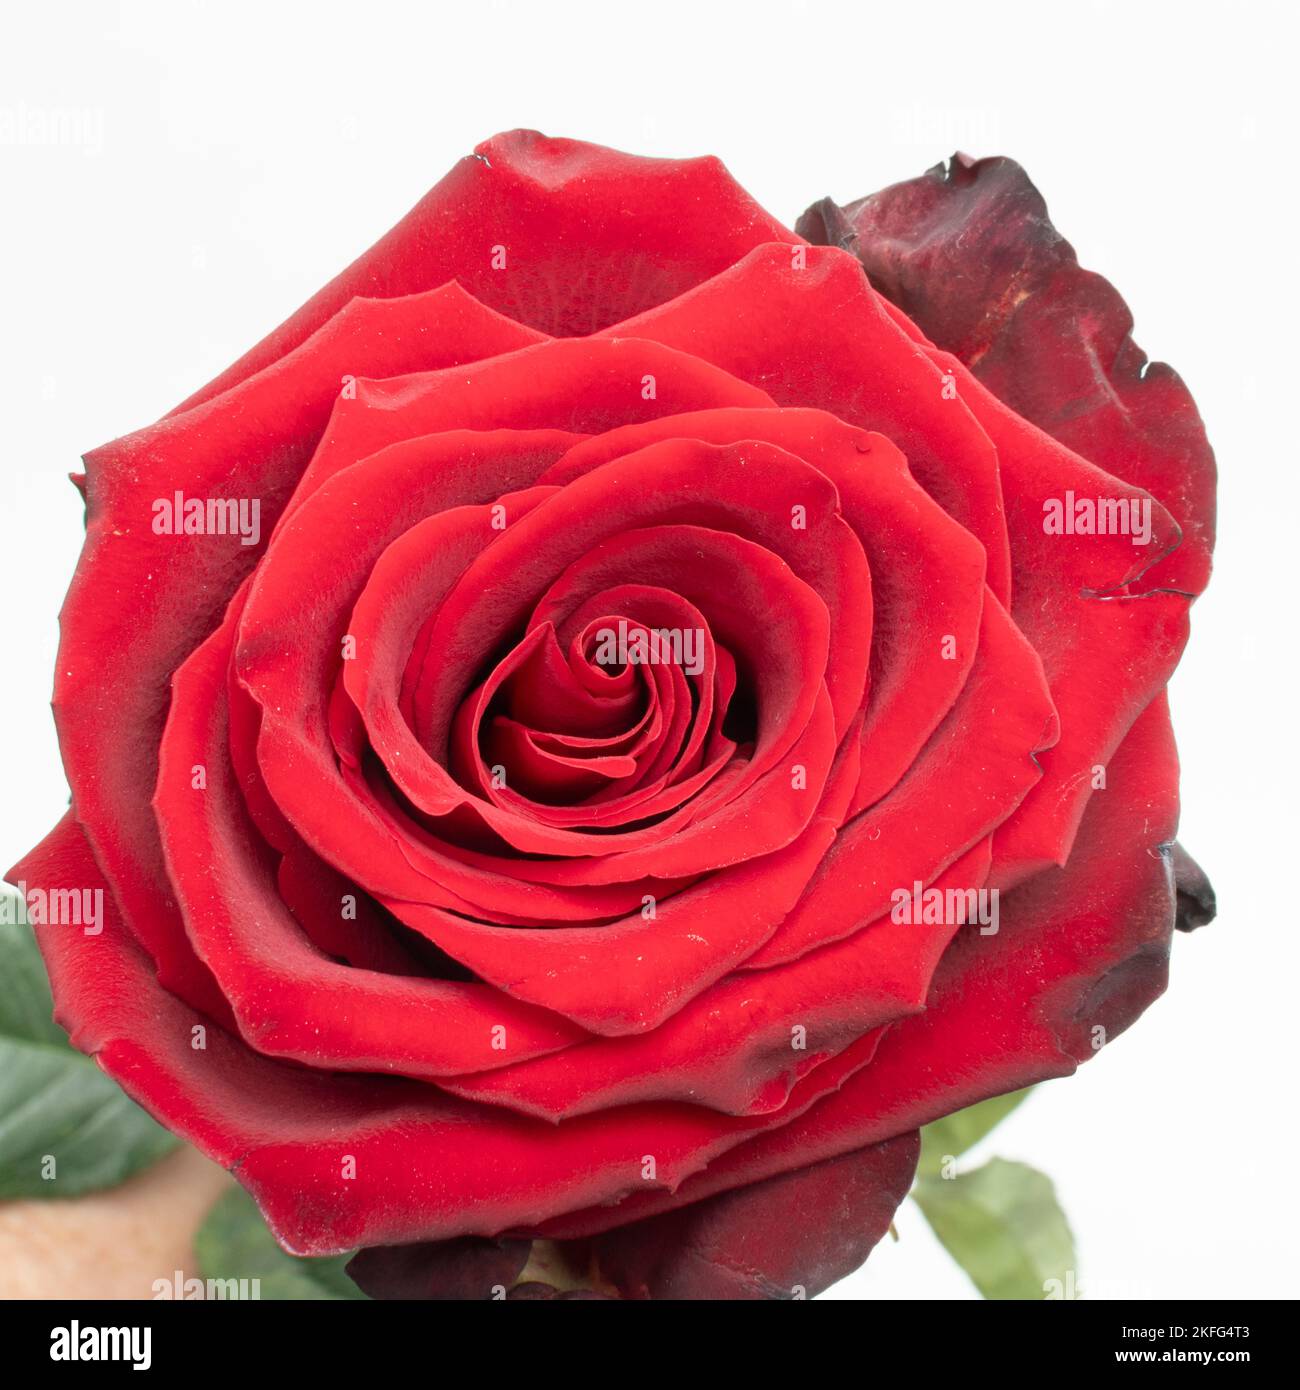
[434,838,987,1118]
[56,283,546,1018]
[237,428,579,912]
[176,130,795,411]
[591,1130,919,1300]
[382,713,861,1036]
[798,153,1215,596]
[545,407,986,814]
[1171,842,1216,933]
[536,694,1180,1239]
[602,244,1013,604]
[749,592,1055,966]
[158,610,589,1079]
[923,354,1191,886]
[8,813,893,1253]
[345,1237,530,1301]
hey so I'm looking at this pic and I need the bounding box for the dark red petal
[503,1282,610,1300]
[275,840,425,976]
[799,154,1215,595]
[591,1131,918,1300]
[345,1237,530,1301]
[175,130,795,411]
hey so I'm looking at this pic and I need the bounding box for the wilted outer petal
[345,1237,530,1301]
[588,1131,919,1300]
[798,152,1216,597]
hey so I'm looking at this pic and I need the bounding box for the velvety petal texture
[7,132,1214,1299]
[797,153,1216,598]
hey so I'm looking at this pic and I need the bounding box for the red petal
[381,709,859,1038]
[927,355,1191,885]
[9,813,893,1254]
[750,593,1055,966]
[54,284,545,1019]
[158,611,588,1079]
[591,1131,918,1300]
[237,428,578,909]
[537,693,1180,1239]
[799,154,1215,595]
[435,838,986,1118]
[285,335,773,533]
[175,130,794,411]
[544,408,986,817]
[603,244,1013,604]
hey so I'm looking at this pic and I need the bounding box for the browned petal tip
[1172,841,1217,933]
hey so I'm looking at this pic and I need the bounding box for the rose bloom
[11,133,1216,1300]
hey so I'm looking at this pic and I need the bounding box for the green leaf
[913,1157,1076,1300]
[918,1087,1032,1176]
[195,1187,368,1299]
[0,898,178,1199]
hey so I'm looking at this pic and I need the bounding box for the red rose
[10,132,1215,1300]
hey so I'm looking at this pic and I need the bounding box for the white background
[2,0,1296,1299]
